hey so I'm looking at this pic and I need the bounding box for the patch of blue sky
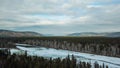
[111,0,120,4]
[90,0,120,6]
[90,2,106,6]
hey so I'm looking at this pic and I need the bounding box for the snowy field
[10,44,120,68]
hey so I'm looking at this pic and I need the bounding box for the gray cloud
[0,0,120,35]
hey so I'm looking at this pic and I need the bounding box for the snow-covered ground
[10,45,120,68]
[10,49,25,55]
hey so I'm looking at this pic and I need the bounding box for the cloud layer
[0,0,120,35]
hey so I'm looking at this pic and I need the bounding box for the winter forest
[0,37,120,68]
[0,37,120,57]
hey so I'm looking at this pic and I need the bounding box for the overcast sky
[0,0,120,35]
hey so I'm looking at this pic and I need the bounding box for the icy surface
[10,45,120,68]
[10,49,25,55]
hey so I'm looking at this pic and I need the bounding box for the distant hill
[67,32,120,37]
[0,29,43,37]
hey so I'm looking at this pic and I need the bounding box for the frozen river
[10,44,120,68]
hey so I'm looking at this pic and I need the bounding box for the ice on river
[10,45,120,68]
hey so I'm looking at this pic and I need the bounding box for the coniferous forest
[0,37,120,68]
[0,49,109,68]
[0,37,120,57]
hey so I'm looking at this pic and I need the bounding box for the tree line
[0,37,120,57]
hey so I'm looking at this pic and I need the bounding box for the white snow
[9,45,120,68]
[10,49,25,55]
